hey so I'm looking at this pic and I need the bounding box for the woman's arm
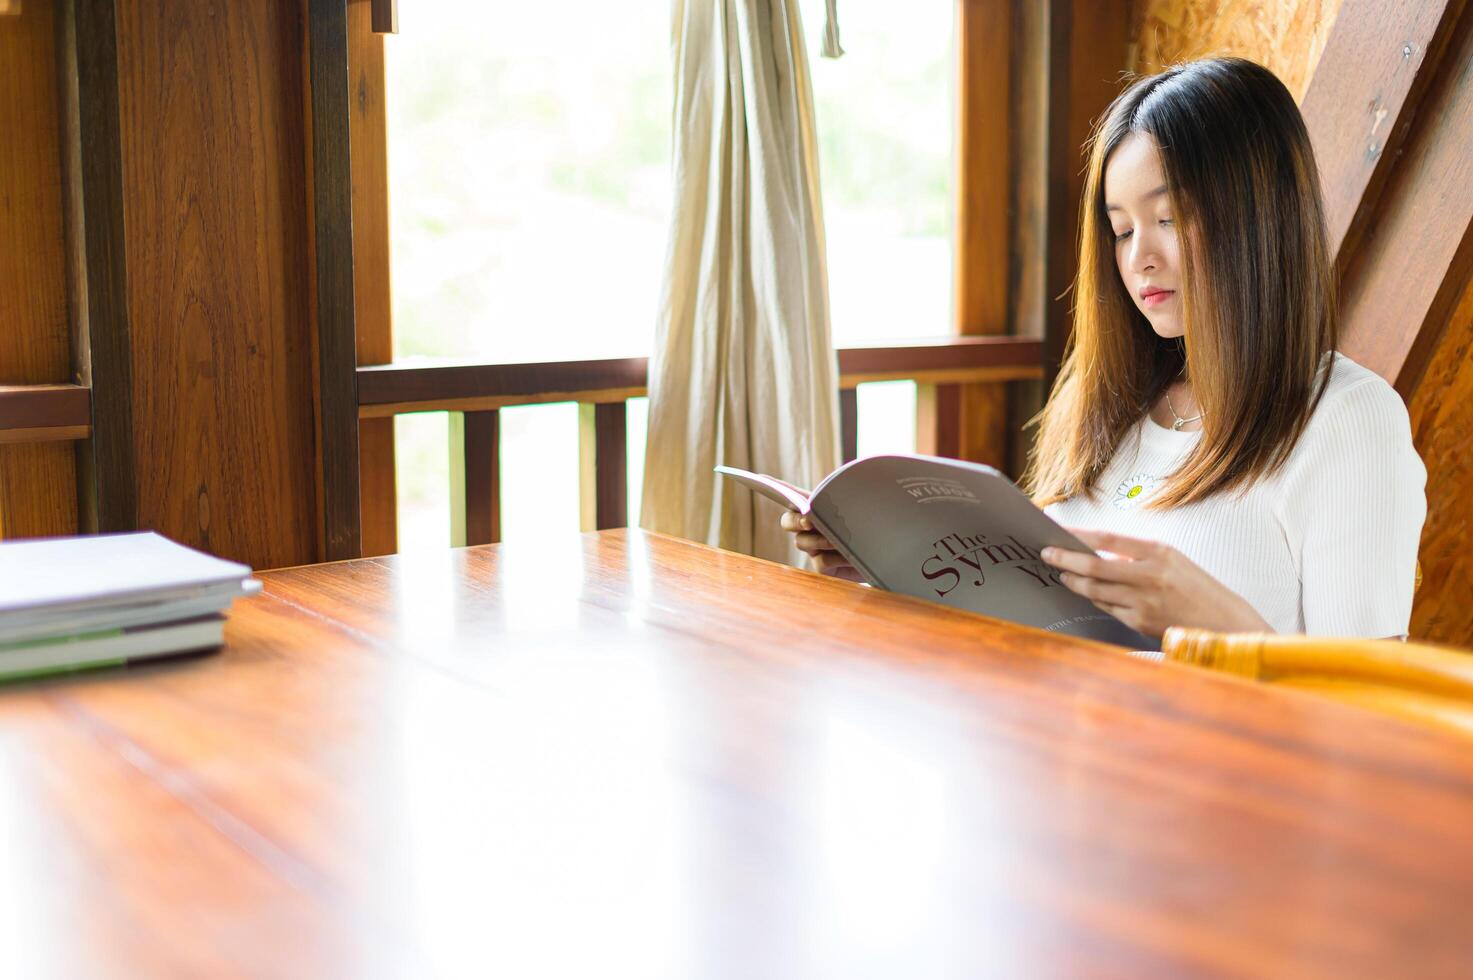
[1042,528,1271,639]
[1275,378,1426,638]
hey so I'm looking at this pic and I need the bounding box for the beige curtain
[641,0,841,566]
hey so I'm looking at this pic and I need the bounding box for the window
[385,3,953,547]
[386,2,671,364]
[799,0,955,346]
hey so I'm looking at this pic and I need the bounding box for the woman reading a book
[783,57,1426,641]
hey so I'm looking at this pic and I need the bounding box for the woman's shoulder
[1271,352,1427,558]
[1279,352,1421,483]
[1305,351,1412,436]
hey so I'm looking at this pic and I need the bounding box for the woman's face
[1104,132,1183,339]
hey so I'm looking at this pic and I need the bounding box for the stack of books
[0,532,259,682]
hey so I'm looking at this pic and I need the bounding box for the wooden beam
[840,336,1040,376]
[357,368,1046,419]
[449,410,499,547]
[0,384,90,430]
[1007,0,1131,476]
[361,388,649,420]
[578,402,627,531]
[1012,0,1132,370]
[954,0,1014,470]
[1010,0,1073,369]
[356,338,1043,414]
[0,426,89,446]
[360,357,650,412]
[347,0,396,556]
[1006,0,1074,477]
[839,364,1039,388]
[307,0,363,560]
[956,0,1011,337]
[1337,7,1473,395]
[1300,0,1469,264]
[62,0,137,535]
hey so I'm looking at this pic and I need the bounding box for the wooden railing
[0,336,1043,548]
[0,384,91,445]
[357,335,1044,545]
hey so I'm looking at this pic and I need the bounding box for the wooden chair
[1158,627,1473,738]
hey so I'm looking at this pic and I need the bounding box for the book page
[714,466,813,513]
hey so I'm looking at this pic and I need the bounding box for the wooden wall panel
[349,0,396,557]
[1407,272,1473,644]
[0,0,77,538]
[1129,0,1346,100]
[0,444,75,537]
[1391,7,1473,647]
[114,0,318,570]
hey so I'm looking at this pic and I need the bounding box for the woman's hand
[1041,528,1271,639]
[779,511,865,582]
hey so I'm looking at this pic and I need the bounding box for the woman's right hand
[780,511,864,582]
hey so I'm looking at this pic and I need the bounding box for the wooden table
[2,530,1472,978]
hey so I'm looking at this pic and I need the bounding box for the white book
[0,582,260,648]
[0,615,225,682]
[0,532,256,643]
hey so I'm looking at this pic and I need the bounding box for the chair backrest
[1160,627,1473,738]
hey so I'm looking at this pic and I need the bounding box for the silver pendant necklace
[1164,388,1203,431]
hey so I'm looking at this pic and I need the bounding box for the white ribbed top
[1044,353,1427,637]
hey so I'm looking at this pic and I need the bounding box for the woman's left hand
[1041,528,1272,639]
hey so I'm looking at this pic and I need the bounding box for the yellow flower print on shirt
[1113,473,1161,510]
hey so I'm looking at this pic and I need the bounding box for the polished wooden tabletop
[2,529,1471,978]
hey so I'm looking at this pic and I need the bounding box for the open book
[717,455,1153,648]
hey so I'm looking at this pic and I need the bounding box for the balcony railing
[357,335,1043,544]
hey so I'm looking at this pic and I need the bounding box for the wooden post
[915,383,961,458]
[60,0,137,535]
[308,0,363,560]
[839,387,858,463]
[953,0,1013,470]
[1005,0,1131,476]
[348,0,397,556]
[449,410,500,547]
[578,401,627,531]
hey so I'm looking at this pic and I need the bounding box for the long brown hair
[1025,58,1336,508]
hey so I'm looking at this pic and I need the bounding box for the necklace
[1164,388,1204,431]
